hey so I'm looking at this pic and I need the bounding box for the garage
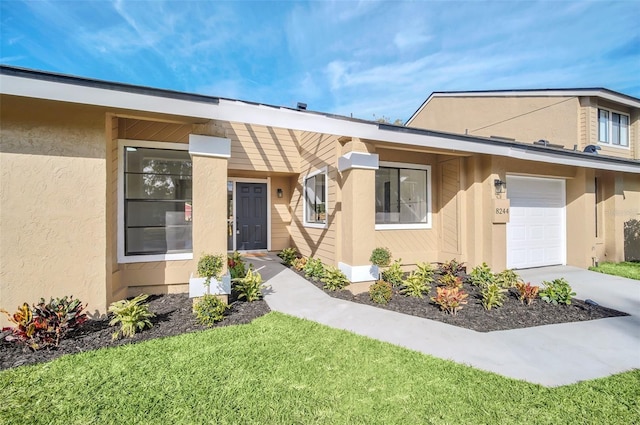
[506,175,566,269]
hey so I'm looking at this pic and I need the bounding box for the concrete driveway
[253,256,640,387]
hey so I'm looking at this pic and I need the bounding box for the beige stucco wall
[410,96,580,148]
[1,96,107,325]
[338,139,376,268]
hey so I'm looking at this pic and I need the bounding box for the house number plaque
[492,199,510,223]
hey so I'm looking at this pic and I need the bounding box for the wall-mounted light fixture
[277,188,283,198]
[494,179,507,194]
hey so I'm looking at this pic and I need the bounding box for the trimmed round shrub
[369,280,392,305]
[193,294,227,327]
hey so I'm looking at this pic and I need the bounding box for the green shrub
[1,296,87,350]
[277,247,299,267]
[400,272,429,298]
[369,247,392,267]
[197,253,225,287]
[438,259,465,275]
[108,294,155,340]
[322,266,350,291]
[369,281,392,304]
[495,269,522,288]
[414,262,435,283]
[233,268,265,302]
[193,294,228,326]
[431,287,468,315]
[227,251,246,279]
[439,272,463,289]
[515,282,539,305]
[481,283,506,310]
[382,259,404,287]
[304,257,325,281]
[540,278,576,305]
[469,262,495,287]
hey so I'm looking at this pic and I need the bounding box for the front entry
[235,182,268,250]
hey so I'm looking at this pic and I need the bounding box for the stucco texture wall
[1,96,107,325]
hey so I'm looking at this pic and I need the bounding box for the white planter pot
[370,265,380,280]
[189,272,231,298]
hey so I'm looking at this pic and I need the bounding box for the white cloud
[393,30,432,50]
[2,0,638,122]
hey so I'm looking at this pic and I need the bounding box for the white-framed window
[303,167,328,228]
[598,108,629,147]
[375,161,431,230]
[118,140,193,263]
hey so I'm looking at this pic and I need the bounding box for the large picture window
[375,162,431,229]
[598,108,629,147]
[304,169,327,227]
[123,144,192,258]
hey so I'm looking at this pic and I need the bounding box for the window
[120,141,193,261]
[375,162,431,229]
[598,108,629,147]
[304,169,327,227]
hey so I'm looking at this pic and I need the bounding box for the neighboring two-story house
[407,88,640,265]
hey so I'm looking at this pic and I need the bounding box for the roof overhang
[376,125,640,174]
[2,66,639,174]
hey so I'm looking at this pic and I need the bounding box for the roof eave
[2,66,638,174]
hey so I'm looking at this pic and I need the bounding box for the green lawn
[589,262,640,280]
[1,313,638,424]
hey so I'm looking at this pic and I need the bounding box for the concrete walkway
[247,255,640,387]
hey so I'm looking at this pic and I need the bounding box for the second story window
[598,108,629,147]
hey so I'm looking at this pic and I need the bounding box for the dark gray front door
[236,183,267,250]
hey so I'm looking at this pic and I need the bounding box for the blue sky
[1,0,638,121]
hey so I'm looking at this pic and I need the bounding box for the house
[407,88,640,266]
[1,66,639,325]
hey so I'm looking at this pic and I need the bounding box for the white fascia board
[506,148,640,174]
[1,74,217,120]
[4,74,638,174]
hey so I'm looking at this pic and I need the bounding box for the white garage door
[506,176,566,269]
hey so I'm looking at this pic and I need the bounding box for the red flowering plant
[1,296,87,350]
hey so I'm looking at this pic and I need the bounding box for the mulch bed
[0,291,270,371]
[297,270,628,333]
